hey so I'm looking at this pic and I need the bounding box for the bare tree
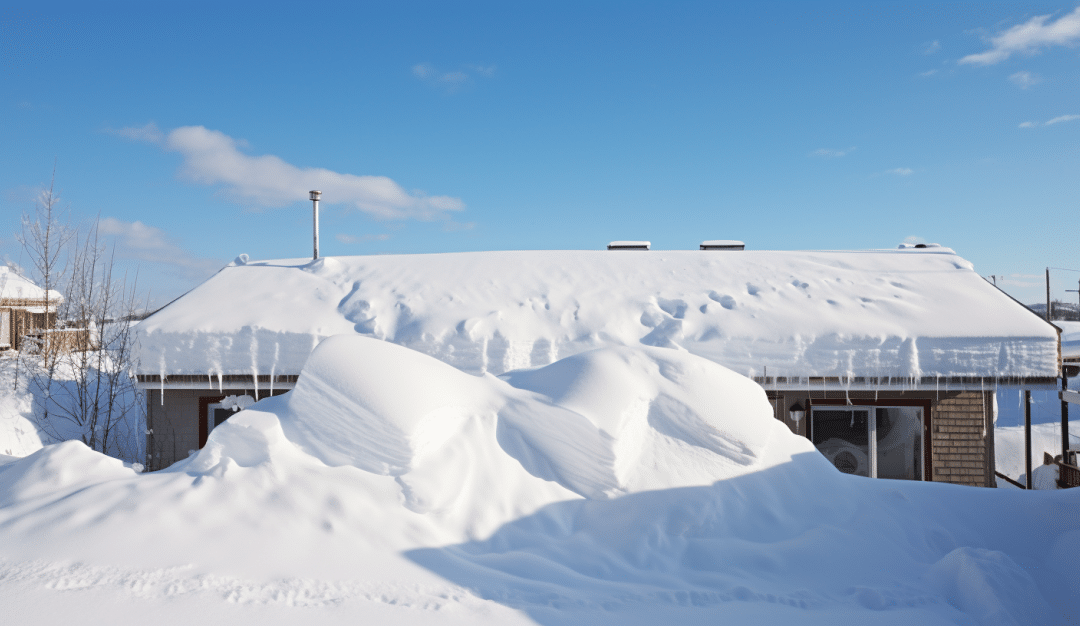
[38,220,145,460]
[16,173,146,464]
[14,171,74,424]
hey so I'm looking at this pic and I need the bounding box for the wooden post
[1025,389,1033,490]
[1065,373,1071,467]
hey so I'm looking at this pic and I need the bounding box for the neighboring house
[135,246,1061,485]
[0,266,63,352]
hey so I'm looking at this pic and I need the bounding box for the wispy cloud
[917,69,940,77]
[960,7,1080,65]
[809,146,856,158]
[1047,114,1080,125]
[335,233,390,244]
[1008,71,1042,88]
[886,168,914,176]
[109,123,464,221]
[98,217,222,281]
[1018,114,1080,128]
[412,63,496,91]
[104,122,163,143]
[920,40,942,55]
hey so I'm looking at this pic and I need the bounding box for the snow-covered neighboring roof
[0,267,62,303]
[135,248,1060,380]
[1058,321,1080,361]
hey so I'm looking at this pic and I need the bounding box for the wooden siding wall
[0,305,57,351]
[930,391,995,488]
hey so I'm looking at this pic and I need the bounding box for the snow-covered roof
[0,267,62,303]
[1058,321,1080,361]
[135,248,1060,381]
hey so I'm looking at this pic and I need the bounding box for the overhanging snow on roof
[0,267,63,303]
[135,249,1060,385]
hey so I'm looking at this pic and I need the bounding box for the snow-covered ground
[1,338,1077,625]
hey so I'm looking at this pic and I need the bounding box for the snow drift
[1,338,1077,624]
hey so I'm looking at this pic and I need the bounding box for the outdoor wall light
[789,401,806,424]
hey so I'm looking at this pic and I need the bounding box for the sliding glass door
[811,406,923,480]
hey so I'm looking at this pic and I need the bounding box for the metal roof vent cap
[607,241,650,250]
[700,240,745,250]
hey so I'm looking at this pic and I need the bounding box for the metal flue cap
[309,190,322,201]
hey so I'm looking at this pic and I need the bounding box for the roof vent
[700,240,745,251]
[607,241,650,251]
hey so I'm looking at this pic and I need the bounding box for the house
[0,266,63,352]
[135,246,1061,485]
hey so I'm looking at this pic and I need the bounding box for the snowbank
[136,250,1059,381]
[0,355,44,458]
[2,339,1078,624]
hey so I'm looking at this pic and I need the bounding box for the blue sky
[2,1,1079,306]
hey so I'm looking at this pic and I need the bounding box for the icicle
[252,370,259,400]
[270,342,278,396]
[980,377,987,439]
[159,362,164,405]
[217,372,223,393]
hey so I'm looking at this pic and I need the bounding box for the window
[810,406,924,480]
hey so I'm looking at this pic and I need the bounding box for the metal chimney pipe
[310,190,322,259]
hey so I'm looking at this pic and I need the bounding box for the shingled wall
[930,391,995,487]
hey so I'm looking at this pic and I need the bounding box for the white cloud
[1008,71,1041,88]
[98,217,222,280]
[111,124,464,220]
[412,62,496,91]
[809,146,856,158]
[917,69,939,77]
[921,40,941,55]
[960,7,1080,65]
[886,168,914,176]
[336,233,390,244]
[1018,114,1080,128]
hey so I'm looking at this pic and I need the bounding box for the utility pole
[1068,277,1080,321]
[1046,267,1051,321]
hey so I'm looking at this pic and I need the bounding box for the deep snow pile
[0,353,43,458]
[1,337,1077,624]
[136,250,1059,381]
[0,351,143,463]
[996,422,1080,489]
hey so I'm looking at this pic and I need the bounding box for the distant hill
[1026,301,1080,321]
